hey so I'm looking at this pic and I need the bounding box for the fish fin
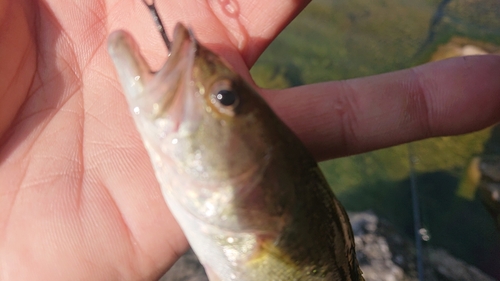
[247,235,295,267]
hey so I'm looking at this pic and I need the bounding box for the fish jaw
[108,24,201,137]
[107,30,153,95]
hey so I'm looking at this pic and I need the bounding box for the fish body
[108,23,364,281]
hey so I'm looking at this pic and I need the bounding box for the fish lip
[146,23,199,126]
[169,22,198,64]
[147,23,198,116]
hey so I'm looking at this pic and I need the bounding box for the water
[252,0,500,279]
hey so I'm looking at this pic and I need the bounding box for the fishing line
[142,0,172,53]
[408,143,425,281]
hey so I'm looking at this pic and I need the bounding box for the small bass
[108,14,364,281]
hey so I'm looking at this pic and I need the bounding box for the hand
[0,1,499,280]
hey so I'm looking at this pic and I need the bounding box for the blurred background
[251,0,500,279]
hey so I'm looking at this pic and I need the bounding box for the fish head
[109,23,284,226]
[150,23,272,182]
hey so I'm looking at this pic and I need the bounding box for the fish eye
[210,80,239,115]
[215,89,237,106]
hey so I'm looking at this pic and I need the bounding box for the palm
[0,0,307,279]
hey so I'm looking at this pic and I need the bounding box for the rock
[429,37,500,62]
[427,249,495,281]
[351,211,496,281]
[350,212,409,281]
[159,248,209,281]
[159,211,495,281]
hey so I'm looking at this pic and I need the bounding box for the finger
[106,0,246,76]
[208,0,312,66]
[106,0,311,70]
[150,0,311,67]
[264,55,500,161]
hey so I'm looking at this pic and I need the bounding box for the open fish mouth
[147,23,198,120]
[107,22,199,127]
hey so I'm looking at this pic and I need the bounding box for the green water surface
[251,0,500,278]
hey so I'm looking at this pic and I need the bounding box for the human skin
[0,0,499,280]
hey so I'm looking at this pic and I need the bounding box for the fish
[107,9,364,281]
